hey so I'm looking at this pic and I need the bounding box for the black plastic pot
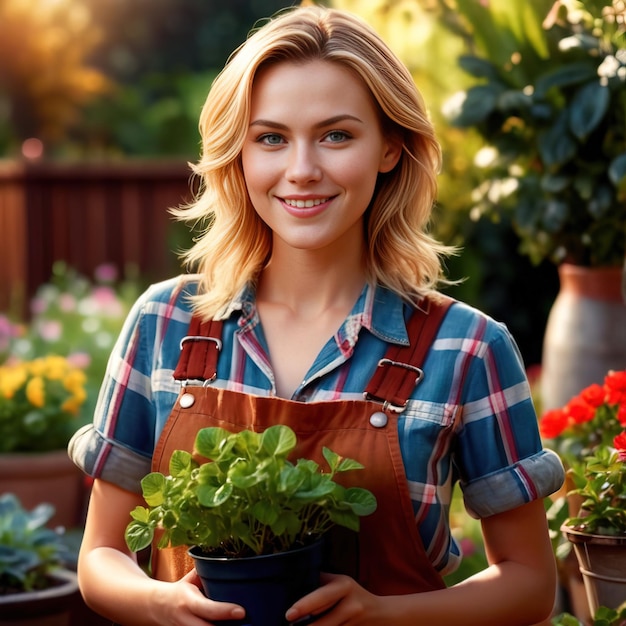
[189,540,323,626]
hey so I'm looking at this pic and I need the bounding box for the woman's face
[241,59,400,257]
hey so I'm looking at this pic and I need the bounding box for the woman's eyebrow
[249,114,364,129]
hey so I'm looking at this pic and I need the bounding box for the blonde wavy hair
[174,4,454,319]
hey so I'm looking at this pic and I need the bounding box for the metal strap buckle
[179,336,223,351]
[362,358,425,413]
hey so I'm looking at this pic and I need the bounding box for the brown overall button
[369,411,388,428]
[179,393,195,408]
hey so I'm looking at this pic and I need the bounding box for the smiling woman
[68,6,564,626]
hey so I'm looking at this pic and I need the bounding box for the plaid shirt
[69,274,563,574]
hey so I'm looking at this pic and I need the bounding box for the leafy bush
[0,494,68,593]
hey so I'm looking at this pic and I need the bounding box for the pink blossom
[67,352,92,369]
[94,263,118,284]
[58,293,77,313]
[37,320,62,342]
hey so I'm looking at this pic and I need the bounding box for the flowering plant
[540,370,626,537]
[539,369,626,466]
[0,355,87,453]
[1,262,139,423]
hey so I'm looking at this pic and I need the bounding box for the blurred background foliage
[0,0,561,366]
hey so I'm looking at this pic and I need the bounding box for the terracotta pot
[562,525,626,618]
[540,263,626,411]
[0,568,80,626]
[0,450,85,529]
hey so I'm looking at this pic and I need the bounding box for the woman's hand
[78,479,246,626]
[285,573,385,626]
[148,569,246,626]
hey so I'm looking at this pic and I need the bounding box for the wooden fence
[0,160,195,317]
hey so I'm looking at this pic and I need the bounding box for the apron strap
[363,295,453,411]
[173,295,454,405]
[172,316,224,381]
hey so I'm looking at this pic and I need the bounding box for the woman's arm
[285,498,556,626]
[77,479,246,626]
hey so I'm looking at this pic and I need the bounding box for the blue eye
[259,133,284,145]
[326,130,349,142]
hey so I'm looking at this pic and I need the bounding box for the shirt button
[369,411,388,428]
[179,392,195,408]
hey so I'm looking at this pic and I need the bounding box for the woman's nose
[285,143,322,183]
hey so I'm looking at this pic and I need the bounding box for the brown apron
[150,296,452,596]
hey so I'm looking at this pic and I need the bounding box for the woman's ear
[379,135,403,173]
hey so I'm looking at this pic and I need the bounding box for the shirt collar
[223,282,412,347]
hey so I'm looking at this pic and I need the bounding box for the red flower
[539,408,569,439]
[614,431,626,461]
[604,370,626,406]
[566,396,596,424]
[580,383,605,408]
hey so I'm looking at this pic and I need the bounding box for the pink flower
[94,263,118,284]
[67,352,92,369]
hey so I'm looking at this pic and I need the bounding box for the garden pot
[0,568,80,626]
[0,449,85,529]
[562,525,626,617]
[541,263,626,411]
[189,540,323,626]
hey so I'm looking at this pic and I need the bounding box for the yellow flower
[25,376,45,408]
[42,355,68,380]
[63,368,87,394]
[0,365,27,399]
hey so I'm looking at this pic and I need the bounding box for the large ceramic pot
[562,525,626,617]
[0,450,85,529]
[190,540,323,626]
[540,263,626,412]
[0,568,80,626]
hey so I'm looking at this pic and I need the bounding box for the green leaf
[261,425,296,457]
[251,500,278,526]
[124,520,154,552]
[452,85,503,127]
[534,62,599,98]
[538,114,577,168]
[140,473,166,507]
[128,506,150,523]
[169,449,193,477]
[336,458,365,473]
[322,447,340,472]
[568,81,610,141]
[458,55,502,80]
[195,427,232,460]
[197,482,233,507]
[328,508,360,532]
[344,488,378,516]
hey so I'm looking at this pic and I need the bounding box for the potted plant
[443,0,626,409]
[0,493,80,625]
[125,424,377,626]
[561,435,626,616]
[541,369,626,619]
[543,370,626,617]
[0,354,88,529]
